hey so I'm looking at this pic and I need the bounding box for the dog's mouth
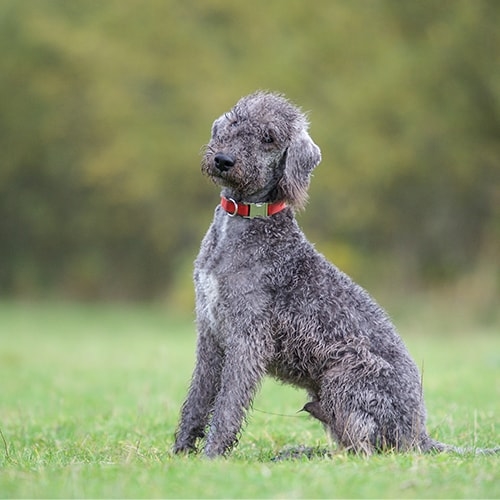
[203,163,235,188]
[209,171,242,192]
[203,160,226,178]
[203,161,263,199]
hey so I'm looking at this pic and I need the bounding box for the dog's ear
[279,129,321,209]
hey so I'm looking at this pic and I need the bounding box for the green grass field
[0,299,499,499]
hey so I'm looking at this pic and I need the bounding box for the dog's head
[202,91,321,209]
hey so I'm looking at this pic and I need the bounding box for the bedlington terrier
[173,91,495,458]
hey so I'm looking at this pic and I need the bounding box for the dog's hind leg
[303,400,377,454]
[334,410,379,455]
[319,375,380,455]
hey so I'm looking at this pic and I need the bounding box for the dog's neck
[220,196,287,219]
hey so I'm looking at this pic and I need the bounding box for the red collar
[220,196,287,219]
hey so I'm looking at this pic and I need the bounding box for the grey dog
[173,91,493,458]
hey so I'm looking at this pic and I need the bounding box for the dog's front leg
[173,325,224,454]
[203,336,269,458]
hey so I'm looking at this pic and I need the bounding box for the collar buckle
[246,203,268,218]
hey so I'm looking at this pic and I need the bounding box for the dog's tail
[422,437,500,456]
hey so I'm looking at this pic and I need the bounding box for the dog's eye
[262,131,274,144]
[225,112,239,126]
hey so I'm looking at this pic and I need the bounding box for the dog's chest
[195,266,221,330]
[195,213,269,331]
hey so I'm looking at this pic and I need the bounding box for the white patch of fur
[197,268,219,329]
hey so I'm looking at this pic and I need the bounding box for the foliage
[0,301,499,498]
[1,0,499,300]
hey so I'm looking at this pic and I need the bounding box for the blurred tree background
[1,0,499,308]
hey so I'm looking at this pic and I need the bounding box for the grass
[0,298,499,499]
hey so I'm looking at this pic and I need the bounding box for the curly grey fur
[173,91,497,458]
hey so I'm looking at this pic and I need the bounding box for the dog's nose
[214,153,235,172]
